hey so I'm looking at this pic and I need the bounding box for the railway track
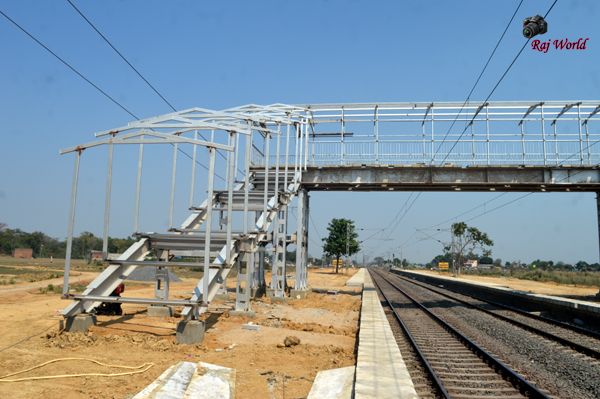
[371,269,551,399]
[391,271,600,360]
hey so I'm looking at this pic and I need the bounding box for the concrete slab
[290,289,309,299]
[229,310,256,318]
[176,320,205,344]
[400,269,600,317]
[307,366,354,399]
[132,361,235,399]
[346,268,366,287]
[147,305,174,318]
[64,313,96,333]
[354,271,418,399]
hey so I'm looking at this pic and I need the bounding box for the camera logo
[523,14,589,53]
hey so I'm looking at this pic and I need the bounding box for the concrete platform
[399,269,600,318]
[354,270,418,399]
[133,361,235,398]
[346,268,366,287]
[308,366,354,399]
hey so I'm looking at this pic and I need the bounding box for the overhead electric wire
[431,0,524,162]
[0,7,225,181]
[63,1,233,177]
[440,0,560,165]
[65,0,177,112]
[0,9,137,120]
[385,192,423,239]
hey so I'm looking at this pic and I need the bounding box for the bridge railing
[255,101,600,168]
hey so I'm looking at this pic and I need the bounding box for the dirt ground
[411,269,600,298]
[0,264,360,399]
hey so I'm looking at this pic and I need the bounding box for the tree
[373,256,385,266]
[479,256,493,264]
[450,222,493,275]
[322,218,360,273]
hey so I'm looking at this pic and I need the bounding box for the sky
[1,0,599,264]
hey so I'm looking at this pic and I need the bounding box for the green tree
[322,218,360,273]
[451,222,493,275]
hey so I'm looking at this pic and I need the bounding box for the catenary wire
[440,0,560,164]
[0,8,226,182]
[431,0,525,161]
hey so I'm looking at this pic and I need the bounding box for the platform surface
[354,270,418,399]
[400,269,600,315]
[346,268,366,287]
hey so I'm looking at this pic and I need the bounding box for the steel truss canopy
[58,99,600,335]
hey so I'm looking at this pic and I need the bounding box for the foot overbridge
[58,101,600,342]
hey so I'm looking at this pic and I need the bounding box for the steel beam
[62,151,81,296]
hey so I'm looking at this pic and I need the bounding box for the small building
[89,250,104,262]
[89,250,122,262]
[12,248,33,259]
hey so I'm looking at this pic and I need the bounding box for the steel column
[202,147,217,305]
[226,132,236,265]
[295,189,306,290]
[284,121,290,191]
[62,150,81,296]
[578,104,584,165]
[541,105,547,165]
[263,133,270,224]
[102,141,114,258]
[243,128,252,233]
[133,139,144,233]
[168,143,178,229]
[189,130,198,208]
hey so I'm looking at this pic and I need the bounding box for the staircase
[62,167,300,320]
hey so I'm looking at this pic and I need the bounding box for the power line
[440,0,560,164]
[0,7,225,181]
[65,0,233,170]
[0,9,138,120]
[385,192,423,239]
[65,0,177,112]
[440,41,530,164]
[432,0,525,161]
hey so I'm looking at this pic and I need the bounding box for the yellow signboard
[438,262,449,270]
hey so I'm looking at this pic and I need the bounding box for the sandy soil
[410,270,599,297]
[0,266,360,399]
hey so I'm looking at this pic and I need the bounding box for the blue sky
[1,0,599,264]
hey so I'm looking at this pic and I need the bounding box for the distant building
[12,248,33,259]
[89,250,104,262]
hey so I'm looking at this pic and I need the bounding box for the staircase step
[70,294,203,308]
[108,260,222,268]
[138,232,238,251]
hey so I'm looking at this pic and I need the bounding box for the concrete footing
[290,289,309,299]
[176,320,205,344]
[147,305,174,318]
[229,310,256,318]
[308,366,354,399]
[133,361,236,398]
[64,313,96,333]
[250,286,265,298]
[266,288,287,301]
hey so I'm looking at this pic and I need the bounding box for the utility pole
[345,223,350,259]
